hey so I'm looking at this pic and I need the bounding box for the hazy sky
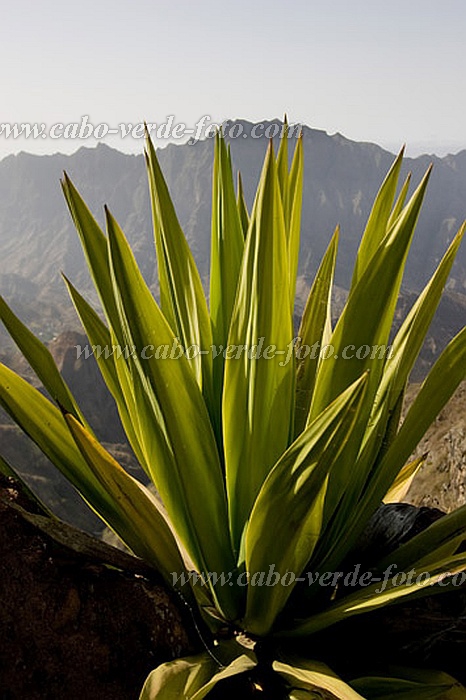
[1,0,465,160]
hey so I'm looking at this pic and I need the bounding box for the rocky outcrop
[406,381,466,512]
[0,475,198,700]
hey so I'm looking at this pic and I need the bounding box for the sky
[1,0,465,160]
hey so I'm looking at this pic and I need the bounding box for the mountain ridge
[1,119,466,315]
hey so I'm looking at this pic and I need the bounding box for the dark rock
[349,502,446,567]
[0,475,198,700]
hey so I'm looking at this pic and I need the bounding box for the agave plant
[1,123,466,698]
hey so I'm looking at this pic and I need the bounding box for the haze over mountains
[1,119,466,311]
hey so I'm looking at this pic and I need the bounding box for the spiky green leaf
[64,414,189,590]
[275,656,365,699]
[105,208,238,618]
[223,142,295,554]
[0,295,87,426]
[352,148,404,285]
[145,131,213,400]
[245,375,368,636]
[294,227,339,436]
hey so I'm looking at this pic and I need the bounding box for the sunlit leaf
[0,295,87,426]
[105,207,238,619]
[245,375,367,636]
[294,227,339,437]
[383,454,426,503]
[145,131,213,403]
[223,141,295,553]
[64,413,189,590]
[275,656,365,699]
